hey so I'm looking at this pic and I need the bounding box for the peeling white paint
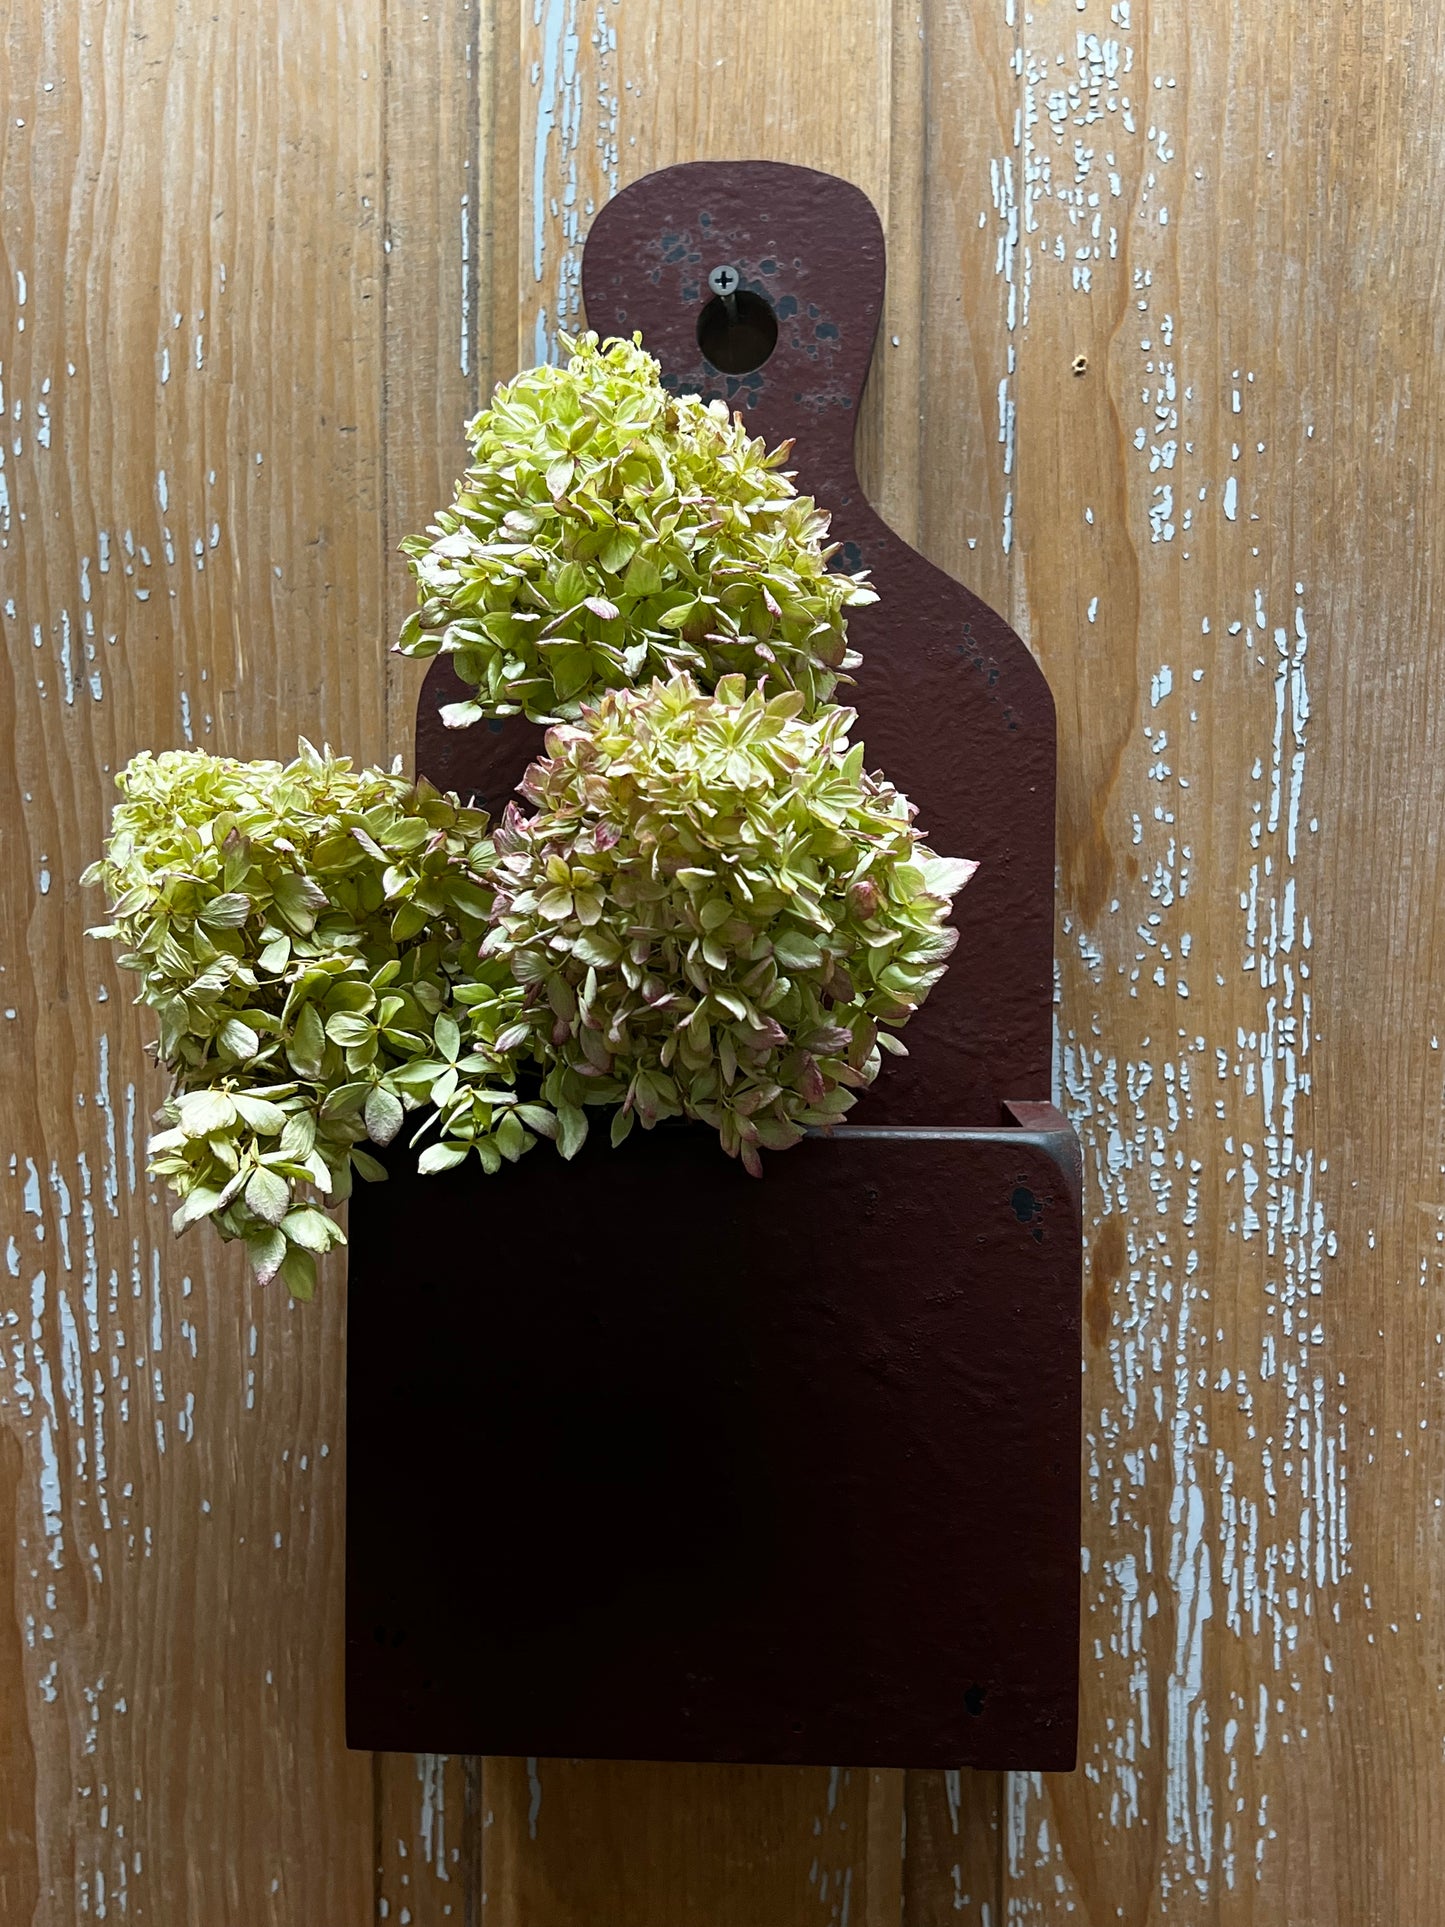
[530,0,619,364]
[993,6,1347,1912]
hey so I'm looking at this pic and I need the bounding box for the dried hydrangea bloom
[84,743,551,1297]
[481,675,976,1175]
[398,331,876,724]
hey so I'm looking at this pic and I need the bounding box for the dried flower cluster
[397,332,875,723]
[86,334,976,1295]
[479,675,972,1176]
[82,745,551,1297]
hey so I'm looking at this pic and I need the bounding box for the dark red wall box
[346,162,1082,1770]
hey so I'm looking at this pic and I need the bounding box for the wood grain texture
[374,3,488,1915]
[6,0,1445,1921]
[1004,1,1445,1919]
[479,1758,902,1927]
[1,0,382,1919]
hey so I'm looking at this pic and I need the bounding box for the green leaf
[218,1016,260,1060]
[350,1147,389,1184]
[553,559,588,606]
[326,980,378,1014]
[244,1226,287,1285]
[288,1003,327,1077]
[570,927,621,968]
[556,1099,588,1161]
[280,1205,342,1254]
[656,599,701,633]
[380,816,429,855]
[447,880,494,920]
[535,885,573,920]
[279,1111,317,1159]
[172,1184,224,1232]
[325,1012,374,1048]
[231,1094,289,1135]
[434,1013,461,1062]
[364,1084,404,1146]
[320,1081,370,1120]
[279,1245,317,1302]
[200,892,251,929]
[274,871,329,933]
[244,1165,291,1226]
[773,931,823,970]
[623,550,662,596]
[390,901,429,942]
[176,1090,236,1137]
[921,855,980,898]
[598,529,637,573]
[417,1141,467,1175]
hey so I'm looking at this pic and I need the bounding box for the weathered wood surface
[2,0,1442,1921]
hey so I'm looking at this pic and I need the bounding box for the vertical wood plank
[374,1752,479,1925]
[903,1770,1000,1925]
[0,1,385,1918]
[864,1768,905,1927]
[481,1756,898,1927]
[381,0,484,750]
[998,0,1445,1920]
[374,4,518,1908]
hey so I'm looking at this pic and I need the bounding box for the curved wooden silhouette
[416,160,1056,1127]
[358,165,1081,1773]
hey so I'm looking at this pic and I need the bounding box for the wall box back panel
[347,162,1083,1769]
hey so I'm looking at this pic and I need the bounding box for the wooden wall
[3,0,1443,1919]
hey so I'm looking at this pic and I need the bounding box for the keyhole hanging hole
[697,289,779,375]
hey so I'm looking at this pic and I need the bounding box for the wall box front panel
[346,1110,1080,1769]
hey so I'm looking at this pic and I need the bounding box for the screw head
[707,265,741,297]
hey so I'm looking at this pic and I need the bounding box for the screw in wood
[708,263,741,322]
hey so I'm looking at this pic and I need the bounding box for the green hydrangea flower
[397,331,875,724]
[481,675,975,1176]
[86,338,978,1293]
[83,744,551,1297]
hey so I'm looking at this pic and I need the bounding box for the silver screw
[707,264,741,297]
